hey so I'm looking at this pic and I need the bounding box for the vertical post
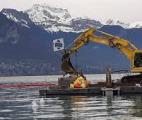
[106,68,112,88]
[75,52,78,71]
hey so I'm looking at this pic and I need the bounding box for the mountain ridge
[1,4,103,32]
[2,4,142,32]
[0,5,142,75]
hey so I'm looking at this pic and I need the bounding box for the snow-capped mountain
[2,4,142,32]
[26,4,71,24]
[1,8,142,75]
[128,21,142,28]
[106,19,142,29]
[106,19,130,28]
[25,4,72,32]
[1,8,34,28]
[25,4,103,32]
[70,17,103,32]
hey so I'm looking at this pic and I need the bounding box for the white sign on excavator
[53,38,64,52]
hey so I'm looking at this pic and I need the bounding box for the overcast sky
[0,0,142,23]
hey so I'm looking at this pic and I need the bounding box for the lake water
[0,74,142,120]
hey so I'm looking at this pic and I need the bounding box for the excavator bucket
[61,52,77,74]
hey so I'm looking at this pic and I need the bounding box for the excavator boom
[61,27,142,74]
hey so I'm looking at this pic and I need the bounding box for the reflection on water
[126,96,142,118]
[30,95,142,120]
[0,88,142,119]
[0,88,142,120]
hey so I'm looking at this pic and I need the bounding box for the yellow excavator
[61,28,142,88]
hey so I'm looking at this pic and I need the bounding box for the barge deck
[39,86,142,96]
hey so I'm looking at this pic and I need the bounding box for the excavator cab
[132,50,142,73]
[134,52,142,67]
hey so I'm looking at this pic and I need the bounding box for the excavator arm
[61,28,142,74]
[61,28,96,74]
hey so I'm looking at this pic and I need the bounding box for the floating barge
[39,69,142,97]
[39,86,142,97]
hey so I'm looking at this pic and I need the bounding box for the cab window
[134,53,142,67]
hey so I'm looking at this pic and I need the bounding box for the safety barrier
[0,82,57,88]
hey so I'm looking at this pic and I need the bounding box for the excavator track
[121,74,142,84]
